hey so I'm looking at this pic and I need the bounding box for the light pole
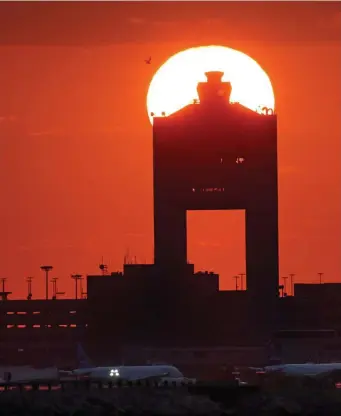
[239,273,246,291]
[40,266,53,300]
[0,277,6,293]
[71,274,82,299]
[51,277,58,299]
[318,272,324,284]
[233,275,240,291]
[79,276,85,299]
[282,276,288,297]
[279,284,284,298]
[289,274,295,296]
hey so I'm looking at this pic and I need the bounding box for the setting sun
[147,45,275,125]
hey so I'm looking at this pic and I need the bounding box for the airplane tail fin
[77,343,93,369]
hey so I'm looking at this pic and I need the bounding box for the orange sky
[0,2,340,299]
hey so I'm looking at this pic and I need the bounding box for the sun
[146,45,275,125]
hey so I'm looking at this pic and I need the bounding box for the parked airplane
[250,362,341,378]
[62,344,194,384]
[0,366,59,384]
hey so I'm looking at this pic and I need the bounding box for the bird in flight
[145,56,152,64]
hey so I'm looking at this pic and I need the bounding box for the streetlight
[318,272,324,284]
[279,284,284,298]
[51,277,58,300]
[233,275,240,291]
[40,266,53,300]
[0,277,7,293]
[289,274,295,296]
[71,274,82,299]
[239,273,246,291]
[79,276,85,299]
[26,277,33,300]
[282,276,288,297]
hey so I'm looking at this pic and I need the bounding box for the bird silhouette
[145,56,152,64]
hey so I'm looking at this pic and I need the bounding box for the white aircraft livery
[242,363,341,379]
[0,366,59,384]
[250,362,341,377]
[63,344,193,384]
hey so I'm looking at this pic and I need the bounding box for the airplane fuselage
[264,363,341,376]
[71,364,185,382]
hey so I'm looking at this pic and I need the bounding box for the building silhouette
[84,71,279,362]
[153,71,279,333]
[0,299,86,367]
[1,71,339,369]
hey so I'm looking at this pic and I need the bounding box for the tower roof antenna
[124,247,132,265]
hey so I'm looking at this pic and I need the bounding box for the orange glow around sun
[147,45,275,124]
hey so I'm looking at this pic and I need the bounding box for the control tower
[152,71,279,326]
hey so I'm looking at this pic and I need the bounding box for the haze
[0,2,340,299]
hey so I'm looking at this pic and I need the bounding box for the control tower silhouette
[152,71,279,324]
[87,71,279,352]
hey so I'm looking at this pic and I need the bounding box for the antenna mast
[124,248,131,265]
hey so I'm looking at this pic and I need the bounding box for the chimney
[197,71,232,105]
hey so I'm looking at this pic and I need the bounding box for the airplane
[62,344,194,384]
[145,56,151,64]
[0,366,60,385]
[248,362,341,378]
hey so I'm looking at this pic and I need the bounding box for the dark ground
[1,379,341,415]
